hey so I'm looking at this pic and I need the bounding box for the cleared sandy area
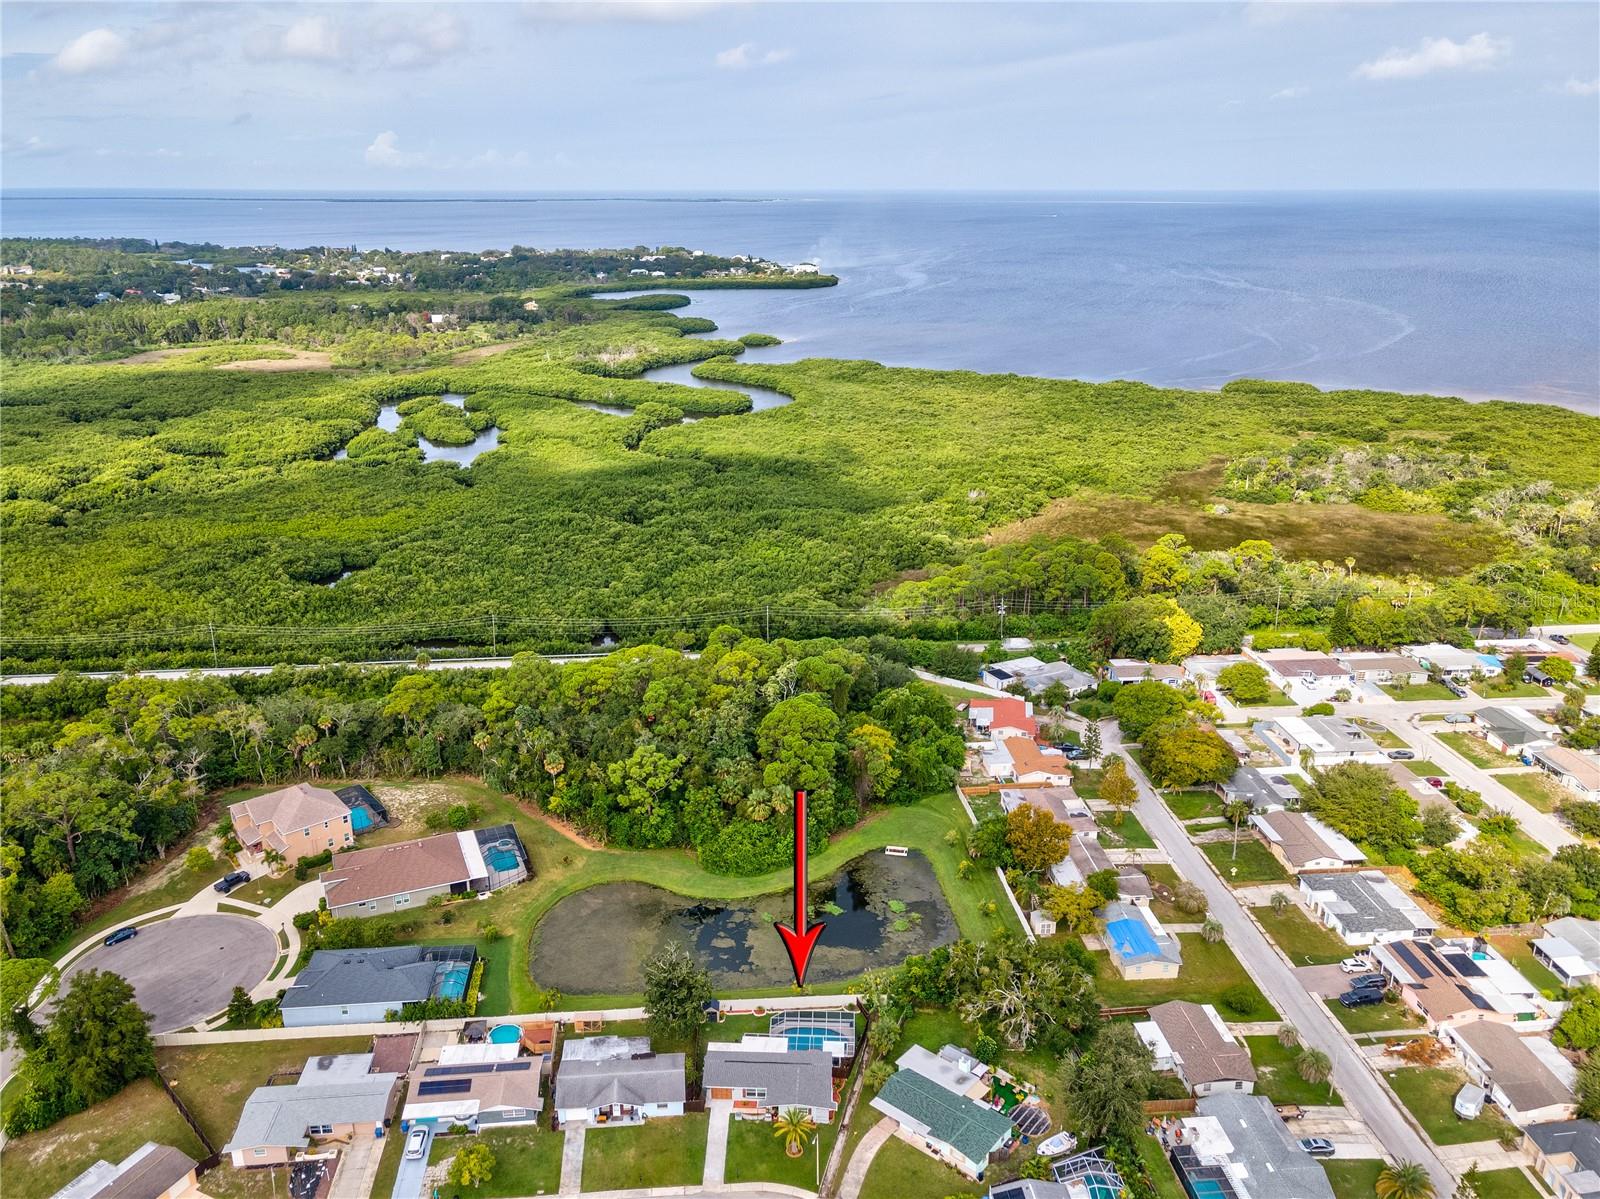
[214,349,333,371]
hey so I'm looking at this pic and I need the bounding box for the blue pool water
[489,1024,521,1044]
[1190,1181,1229,1199]
[488,850,519,871]
[438,965,471,1000]
[349,806,374,833]
[782,1026,849,1053]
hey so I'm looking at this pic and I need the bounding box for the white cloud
[1354,33,1508,81]
[1,135,67,159]
[466,147,531,170]
[522,1,728,24]
[715,42,791,69]
[364,131,424,168]
[52,28,129,74]
[373,11,467,67]
[247,15,342,62]
[1270,85,1309,100]
[1560,77,1599,97]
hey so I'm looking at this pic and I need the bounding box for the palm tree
[1201,917,1224,943]
[1277,1024,1300,1049]
[1377,1162,1436,1199]
[1270,890,1292,913]
[773,1108,816,1157]
[1223,798,1252,860]
[1296,1047,1332,1088]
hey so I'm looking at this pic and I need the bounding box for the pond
[528,850,956,995]
[335,392,500,465]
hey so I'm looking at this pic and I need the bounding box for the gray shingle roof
[223,1071,398,1153]
[871,1069,1012,1166]
[280,946,473,1011]
[1299,870,1434,936]
[555,1054,686,1110]
[1526,1121,1600,1199]
[703,1046,835,1109]
[1196,1093,1337,1199]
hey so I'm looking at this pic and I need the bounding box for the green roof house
[869,1067,1014,1179]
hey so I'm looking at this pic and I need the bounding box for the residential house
[1103,901,1182,980]
[1249,810,1366,874]
[1403,643,1503,680]
[1253,717,1385,771]
[1247,650,1354,701]
[979,656,1095,697]
[1221,766,1299,812]
[554,1037,686,1127]
[280,946,477,1026]
[1336,653,1429,686]
[1107,660,1188,687]
[1445,1021,1576,1125]
[222,1053,399,1167]
[229,782,353,866]
[1476,707,1557,756]
[964,696,1038,740]
[870,1045,1013,1180]
[1524,1121,1600,1199]
[979,738,1073,786]
[1135,1002,1256,1097]
[998,786,1081,824]
[1169,1093,1337,1199]
[1372,938,1558,1030]
[51,1144,200,1199]
[401,1058,545,1130]
[1532,745,1600,797]
[320,826,527,918]
[1298,871,1437,946]
[1533,917,1600,988]
[703,1039,837,1122]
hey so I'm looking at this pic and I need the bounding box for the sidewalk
[704,1100,733,1188]
[836,1119,894,1199]
[560,1124,585,1196]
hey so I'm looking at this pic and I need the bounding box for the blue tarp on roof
[1107,917,1160,962]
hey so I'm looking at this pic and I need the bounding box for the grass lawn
[1235,685,1292,707]
[1403,761,1448,778]
[1245,1035,1342,1105]
[1092,934,1276,1019]
[859,1135,983,1199]
[724,1116,836,1191]
[1493,772,1565,814]
[0,1079,208,1199]
[428,1127,563,1197]
[1473,680,1554,700]
[1383,1066,1515,1146]
[1475,1170,1546,1199]
[1573,632,1598,651]
[1252,905,1352,965]
[1136,1133,1189,1199]
[1142,864,1190,924]
[580,1113,710,1191]
[1352,720,1407,750]
[1165,790,1223,821]
[1325,996,1423,1035]
[157,1035,370,1148]
[1489,934,1567,999]
[1097,811,1156,850]
[1437,732,1521,771]
[1382,682,1459,702]
[371,1120,407,1199]
[1202,840,1290,884]
[232,870,309,908]
[1322,1159,1386,1199]
[966,789,1003,823]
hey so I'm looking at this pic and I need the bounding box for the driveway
[1104,719,1455,1196]
[57,913,277,1033]
[391,1124,432,1199]
[1296,964,1358,998]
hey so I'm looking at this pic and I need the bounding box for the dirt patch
[451,341,521,364]
[521,802,603,850]
[108,347,208,366]
[214,349,333,372]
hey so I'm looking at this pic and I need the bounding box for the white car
[404,1127,428,1161]
[1339,957,1372,974]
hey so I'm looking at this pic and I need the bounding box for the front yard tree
[1005,804,1073,874]
[1063,1020,1154,1142]
[1216,661,1270,704]
[1100,757,1137,825]
[1223,797,1253,860]
[1081,722,1102,761]
[643,942,713,1044]
[773,1107,816,1157]
[1110,680,1187,741]
[1377,1162,1436,1199]
[449,1140,496,1189]
[48,969,155,1108]
[1143,718,1236,788]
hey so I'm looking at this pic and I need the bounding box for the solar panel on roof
[417,1079,473,1096]
[1460,985,1492,1010]
[424,1061,533,1077]
[1443,952,1486,978]
[1391,942,1433,979]
[993,1189,1025,1199]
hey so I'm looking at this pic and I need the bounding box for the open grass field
[1097,811,1157,850]
[1438,732,1521,771]
[1474,1169,1547,1199]
[427,1127,564,1197]
[580,1113,710,1191]
[724,1116,837,1191]
[1202,840,1291,883]
[1091,935,1276,1019]
[1472,680,1555,700]
[1252,904,1353,965]
[1322,1159,1386,1199]
[1164,790,1223,821]
[1245,1035,1343,1105]
[157,1035,371,1148]
[0,1079,208,1199]
[1382,682,1459,701]
[1382,1066,1515,1146]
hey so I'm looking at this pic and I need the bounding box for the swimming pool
[437,964,471,1000]
[781,1026,848,1054]
[350,806,374,833]
[1189,1180,1230,1199]
[488,850,519,871]
[489,1024,521,1045]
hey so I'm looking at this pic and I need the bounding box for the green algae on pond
[527,850,956,995]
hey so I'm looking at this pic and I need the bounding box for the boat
[1037,1132,1078,1158]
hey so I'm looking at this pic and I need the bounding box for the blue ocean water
[3,190,1595,408]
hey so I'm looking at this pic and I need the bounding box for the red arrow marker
[775,790,826,986]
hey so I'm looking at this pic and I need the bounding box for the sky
[2,1,1597,192]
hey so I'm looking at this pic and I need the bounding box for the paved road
[0,652,629,687]
[1104,721,1455,1196]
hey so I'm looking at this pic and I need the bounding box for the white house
[1299,871,1437,946]
[1403,643,1503,680]
[1531,745,1600,797]
[1446,1021,1575,1126]
[1253,717,1385,770]
[1533,918,1600,988]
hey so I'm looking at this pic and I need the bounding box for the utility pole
[764,604,770,641]
[1273,585,1282,629]
[996,599,1006,641]
[491,612,497,655]
[208,619,219,667]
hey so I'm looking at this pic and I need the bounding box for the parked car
[1055,744,1092,760]
[1299,1137,1336,1158]
[1347,973,1387,991]
[1443,713,1473,724]
[1339,986,1385,1008]
[1339,957,1372,974]
[404,1128,428,1161]
[1550,633,1572,645]
[1387,749,1416,760]
[214,870,252,894]
[104,926,138,946]
[1202,690,1218,704]
[1425,777,1445,789]
[1445,680,1468,698]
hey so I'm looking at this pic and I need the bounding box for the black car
[104,926,138,946]
[1339,986,1385,1008]
[1347,973,1387,991]
[1550,633,1572,645]
[214,870,252,894]
[1058,745,1092,760]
